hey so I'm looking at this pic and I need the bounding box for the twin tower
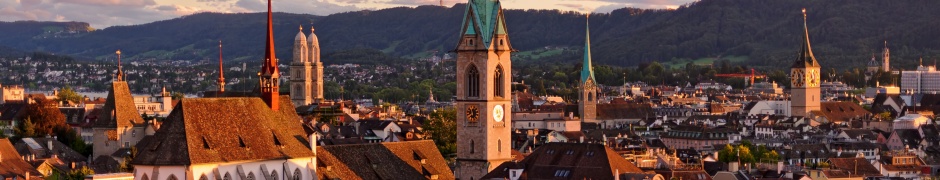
[290,26,324,106]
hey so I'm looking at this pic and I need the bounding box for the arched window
[588,92,594,102]
[223,173,232,180]
[494,65,505,98]
[199,175,209,180]
[467,64,480,97]
[271,171,278,180]
[167,175,178,180]
[498,139,502,152]
[247,172,255,180]
[293,169,302,180]
[142,174,150,180]
[470,140,475,154]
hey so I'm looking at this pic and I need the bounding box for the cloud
[54,0,157,7]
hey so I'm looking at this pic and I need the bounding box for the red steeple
[259,0,280,110]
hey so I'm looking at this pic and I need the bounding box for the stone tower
[790,8,821,117]
[579,16,597,122]
[454,0,513,179]
[308,26,324,102]
[882,41,890,72]
[290,26,312,106]
[258,0,280,110]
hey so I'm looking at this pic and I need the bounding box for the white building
[512,111,580,132]
[893,113,929,130]
[132,88,173,117]
[901,64,940,94]
[744,100,791,116]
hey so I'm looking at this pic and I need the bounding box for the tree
[68,166,95,180]
[718,144,737,163]
[119,147,138,172]
[425,108,456,158]
[57,85,83,103]
[21,98,67,136]
[738,144,755,164]
[171,92,184,100]
[14,117,37,137]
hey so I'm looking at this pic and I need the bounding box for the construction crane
[715,69,767,86]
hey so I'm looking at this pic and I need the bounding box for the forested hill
[1,0,939,69]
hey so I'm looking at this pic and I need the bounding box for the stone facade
[290,26,324,106]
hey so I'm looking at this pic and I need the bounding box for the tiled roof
[814,102,871,123]
[0,138,42,179]
[131,96,314,165]
[0,103,26,121]
[482,142,644,179]
[94,82,145,128]
[13,137,87,164]
[825,158,881,178]
[315,140,453,180]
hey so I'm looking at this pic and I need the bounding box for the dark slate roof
[482,142,644,179]
[892,129,922,148]
[13,137,87,164]
[315,140,453,180]
[91,155,120,174]
[131,96,315,165]
[840,129,875,140]
[0,103,26,121]
[0,138,42,179]
[564,103,654,120]
[94,81,145,128]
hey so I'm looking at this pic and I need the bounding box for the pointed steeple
[218,40,225,92]
[581,15,596,83]
[792,8,819,68]
[460,0,509,48]
[259,0,280,110]
[115,50,125,82]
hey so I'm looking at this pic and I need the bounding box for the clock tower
[790,8,821,117]
[454,0,513,179]
[580,16,597,122]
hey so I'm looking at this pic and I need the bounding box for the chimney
[614,169,620,180]
[308,133,318,155]
[48,139,53,151]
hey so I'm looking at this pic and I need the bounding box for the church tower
[258,0,280,110]
[290,26,312,106]
[579,16,597,122]
[308,26,325,102]
[882,41,890,72]
[454,0,513,179]
[790,8,821,117]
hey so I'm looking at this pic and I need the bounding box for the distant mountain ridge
[1,0,940,69]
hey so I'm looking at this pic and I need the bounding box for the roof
[814,102,870,123]
[94,81,146,128]
[566,103,654,120]
[824,158,882,178]
[13,137,87,164]
[0,103,26,121]
[460,0,508,48]
[315,140,453,180]
[890,129,922,148]
[581,18,595,83]
[0,138,42,179]
[791,11,819,68]
[131,96,314,165]
[482,142,644,179]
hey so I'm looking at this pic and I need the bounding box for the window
[468,39,474,46]
[498,139,502,152]
[142,174,150,180]
[467,64,480,97]
[495,65,505,97]
[224,173,232,180]
[199,175,208,180]
[293,169,301,180]
[271,171,278,180]
[247,172,255,180]
[500,39,504,46]
[470,140,475,154]
[167,175,178,180]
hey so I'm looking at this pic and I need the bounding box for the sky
[0,0,695,28]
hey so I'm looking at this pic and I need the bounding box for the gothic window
[467,64,480,97]
[588,92,594,102]
[271,171,278,180]
[167,175,178,180]
[142,174,150,180]
[247,172,255,180]
[495,65,505,98]
[293,169,302,180]
[224,173,232,180]
[500,39,504,46]
[199,175,208,180]
[468,39,474,46]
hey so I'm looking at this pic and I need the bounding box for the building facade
[454,0,514,179]
[900,64,940,94]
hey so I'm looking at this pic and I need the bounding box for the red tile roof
[131,96,315,165]
[483,142,644,179]
[94,82,145,128]
[0,138,42,179]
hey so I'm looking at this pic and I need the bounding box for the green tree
[738,145,755,164]
[718,144,737,163]
[425,108,457,158]
[14,117,37,137]
[57,85,84,103]
[171,92,184,100]
[68,166,95,180]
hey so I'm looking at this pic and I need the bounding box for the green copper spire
[581,15,596,83]
[460,0,507,47]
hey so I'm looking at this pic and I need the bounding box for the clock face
[808,69,819,87]
[493,105,505,122]
[466,105,480,123]
[791,69,804,87]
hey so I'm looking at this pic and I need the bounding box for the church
[290,25,325,106]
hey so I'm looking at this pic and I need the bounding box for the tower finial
[299,25,303,32]
[218,40,225,92]
[115,50,124,81]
